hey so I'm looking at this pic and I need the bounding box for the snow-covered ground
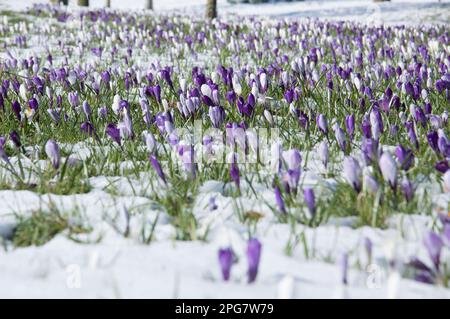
[0,0,449,25]
[0,0,449,299]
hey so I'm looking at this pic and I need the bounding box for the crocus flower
[230,160,240,190]
[9,130,21,149]
[316,114,328,135]
[395,145,414,171]
[106,123,121,146]
[12,101,21,121]
[423,231,443,269]
[435,160,449,173]
[379,152,397,190]
[343,156,362,192]
[345,114,355,140]
[318,141,329,169]
[401,177,414,202]
[82,100,91,121]
[149,155,166,184]
[45,139,60,169]
[247,238,262,284]
[218,248,234,281]
[209,106,225,128]
[0,137,9,163]
[274,186,286,215]
[303,188,316,217]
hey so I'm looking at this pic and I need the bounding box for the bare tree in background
[206,0,217,19]
[78,0,89,6]
[50,0,68,5]
[146,0,153,10]
[106,0,111,8]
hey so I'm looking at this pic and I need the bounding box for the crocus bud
[401,177,414,202]
[149,155,166,184]
[303,188,316,217]
[423,232,443,269]
[316,114,328,135]
[218,248,234,281]
[9,130,21,149]
[274,186,286,215]
[379,152,397,190]
[343,156,362,192]
[247,238,262,284]
[45,139,60,169]
[318,141,329,169]
[142,130,156,153]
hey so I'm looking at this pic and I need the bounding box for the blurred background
[0,0,448,24]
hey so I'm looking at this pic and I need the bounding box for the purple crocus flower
[379,152,397,190]
[149,155,166,184]
[303,188,316,217]
[0,137,9,163]
[427,131,439,154]
[12,101,21,121]
[9,130,21,149]
[395,145,414,171]
[247,238,262,284]
[209,106,225,128]
[345,114,355,140]
[106,123,121,146]
[230,160,240,190]
[435,160,449,173]
[45,139,60,169]
[274,186,286,215]
[401,177,414,202]
[343,156,362,192]
[316,114,328,135]
[218,248,234,281]
[82,100,91,121]
[423,231,443,269]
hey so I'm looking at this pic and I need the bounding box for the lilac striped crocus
[218,247,234,281]
[423,231,443,270]
[343,156,362,193]
[45,139,60,169]
[379,152,397,190]
[149,155,166,184]
[247,238,262,284]
[316,114,328,135]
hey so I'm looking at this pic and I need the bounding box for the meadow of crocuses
[0,2,449,298]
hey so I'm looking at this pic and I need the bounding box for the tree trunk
[206,0,217,19]
[145,0,153,10]
[106,0,111,7]
[50,0,68,4]
[78,0,89,6]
